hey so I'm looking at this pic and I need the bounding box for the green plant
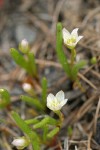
[0,89,10,109]
[10,39,37,78]
[12,90,68,149]
[56,23,87,88]
[1,23,88,149]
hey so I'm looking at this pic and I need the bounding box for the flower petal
[76,36,83,43]
[67,42,76,48]
[62,28,70,41]
[47,93,55,103]
[47,100,60,111]
[47,102,52,110]
[71,28,79,38]
[12,139,25,147]
[51,105,61,111]
[60,99,68,107]
[56,90,64,101]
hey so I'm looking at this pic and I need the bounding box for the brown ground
[0,0,100,150]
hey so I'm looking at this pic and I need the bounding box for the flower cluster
[11,24,84,149]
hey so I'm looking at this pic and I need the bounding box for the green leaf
[0,89,10,109]
[56,23,71,77]
[33,117,57,129]
[27,53,37,77]
[25,118,39,125]
[90,57,97,64]
[71,60,87,80]
[47,127,59,138]
[10,48,28,72]
[21,95,44,111]
[41,77,47,106]
[33,117,49,129]
[12,111,40,150]
[67,126,73,136]
[48,117,58,125]
[43,125,48,142]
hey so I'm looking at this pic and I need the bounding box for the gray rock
[15,24,37,43]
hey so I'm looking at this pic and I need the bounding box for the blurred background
[0,0,100,90]
[0,0,100,52]
[0,1,100,150]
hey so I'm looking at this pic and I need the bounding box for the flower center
[51,100,59,107]
[66,37,76,45]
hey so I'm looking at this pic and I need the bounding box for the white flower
[21,39,28,47]
[22,83,32,92]
[62,28,83,49]
[75,146,78,150]
[47,90,68,111]
[19,39,29,53]
[12,137,29,149]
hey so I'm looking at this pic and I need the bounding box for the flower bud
[19,39,29,54]
[90,57,97,64]
[22,83,32,93]
[12,137,29,149]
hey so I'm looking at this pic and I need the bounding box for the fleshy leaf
[47,127,59,138]
[56,23,71,77]
[41,77,47,106]
[27,53,37,77]
[71,60,87,80]
[0,89,10,109]
[12,112,40,150]
[10,48,28,71]
[21,95,44,111]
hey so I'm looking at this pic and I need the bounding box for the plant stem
[71,48,76,66]
[26,52,37,78]
[73,79,85,92]
[55,111,64,127]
